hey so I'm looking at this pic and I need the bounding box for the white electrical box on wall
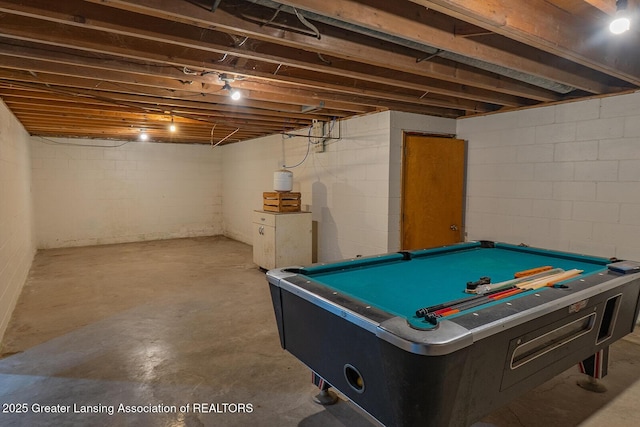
[311,120,325,153]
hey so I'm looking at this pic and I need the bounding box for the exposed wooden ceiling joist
[0,0,637,144]
[407,0,640,85]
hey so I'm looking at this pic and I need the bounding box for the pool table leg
[311,371,338,405]
[577,348,609,393]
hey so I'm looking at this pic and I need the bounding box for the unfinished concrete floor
[1,236,640,427]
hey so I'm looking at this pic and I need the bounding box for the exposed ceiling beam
[0,46,493,114]
[75,0,563,100]
[0,0,636,144]
[407,0,640,85]
[273,0,616,93]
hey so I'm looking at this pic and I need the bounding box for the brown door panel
[401,135,465,250]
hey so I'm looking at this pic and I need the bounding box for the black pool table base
[268,242,640,427]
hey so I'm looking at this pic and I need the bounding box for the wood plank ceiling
[0,0,638,145]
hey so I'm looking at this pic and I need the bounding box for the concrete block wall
[0,100,35,341]
[221,132,284,246]
[31,138,223,248]
[223,112,393,262]
[222,111,457,262]
[457,91,640,261]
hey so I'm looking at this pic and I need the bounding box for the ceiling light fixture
[610,0,631,34]
[220,73,242,101]
[139,130,148,141]
[230,88,242,101]
[169,116,177,133]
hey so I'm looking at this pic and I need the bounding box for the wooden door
[401,134,466,250]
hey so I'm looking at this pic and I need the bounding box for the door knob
[450,224,458,231]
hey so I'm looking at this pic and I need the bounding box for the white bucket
[273,169,293,192]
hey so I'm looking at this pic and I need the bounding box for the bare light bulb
[610,16,631,34]
[222,80,241,100]
[610,0,631,35]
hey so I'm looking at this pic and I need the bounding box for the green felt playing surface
[298,242,609,325]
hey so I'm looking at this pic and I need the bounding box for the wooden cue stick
[490,287,525,300]
[518,274,565,290]
[514,265,553,278]
[519,269,583,290]
[438,268,583,318]
[472,268,565,294]
[419,285,513,316]
[515,271,568,289]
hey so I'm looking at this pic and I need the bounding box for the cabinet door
[274,214,312,267]
[253,222,276,270]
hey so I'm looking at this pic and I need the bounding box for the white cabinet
[253,210,312,270]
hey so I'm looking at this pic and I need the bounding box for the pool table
[266,241,640,427]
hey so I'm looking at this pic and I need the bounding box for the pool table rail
[267,268,390,336]
[268,267,640,357]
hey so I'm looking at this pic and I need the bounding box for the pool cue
[416,285,521,318]
[438,308,460,317]
[520,269,583,290]
[491,287,527,300]
[515,270,569,289]
[444,286,531,316]
[469,268,565,294]
[423,269,584,321]
[452,271,581,313]
[514,265,553,278]
[516,269,581,290]
[487,286,522,299]
[433,285,526,316]
[415,295,482,317]
[451,269,580,312]
[417,268,577,320]
[448,294,507,312]
[464,269,582,309]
